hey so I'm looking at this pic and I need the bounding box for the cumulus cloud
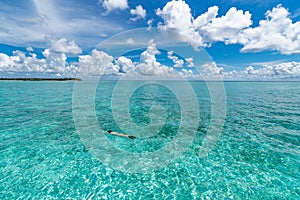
[147,19,154,30]
[115,56,134,73]
[0,53,10,69]
[77,40,176,77]
[1,33,299,80]
[76,39,178,78]
[47,36,82,55]
[100,0,128,13]
[139,39,160,64]
[78,49,119,76]
[40,37,81,74]
[185,57,194,67]
[157,1,300,54]
[0,38,181,78]
[156,1,251,48]
[136,39,176,76]
[135,62,175,76]
[0,37,182,78]
[156,0,203,47]
[238,5,300,54]
[200,7,252,44]
[130,5,146,21]
[201,62,224,78]
[167,51,184,67]
[0,50,51,74]
[2,44,300,80]
[200,61,300,80]
[179,68,193,78]
[42,49,67,73]
[239,62,300,79]
[0,37,82,77]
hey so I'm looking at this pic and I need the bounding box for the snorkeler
[106,130,136,139]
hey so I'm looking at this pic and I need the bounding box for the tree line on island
[0,78,81,81]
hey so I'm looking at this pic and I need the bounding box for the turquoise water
[0,81,299,199]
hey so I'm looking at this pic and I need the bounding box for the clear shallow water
[0,81,299,199]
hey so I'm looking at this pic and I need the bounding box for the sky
[0,0,300,80]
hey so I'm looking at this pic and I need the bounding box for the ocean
[0,80,299,199]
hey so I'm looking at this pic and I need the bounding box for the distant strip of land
[0,78,81,81]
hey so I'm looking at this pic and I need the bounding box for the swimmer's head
[107,130,112,133]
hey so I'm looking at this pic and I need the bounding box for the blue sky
[0,0,300,79]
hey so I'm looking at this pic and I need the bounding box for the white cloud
[100,0,128,12]
[77,40,178,78]
[147,19,154,30]
[193,6,219,29]
[139,39,160,64]
[238,5,300,54]
[167,51,184,67]
[271,62,300,76]
[156,1,251,48]
[135,62,175,76]
[115,56,134,73]
[179,68,193,78]
[42,49,67,73]
[0,50,48,74]
[2,45,300,80]
[41,37,81,74]
[0,53,10,69]
[0,37,82,76]
[201,62,224,76]
[136,39,175,76]
[26,46,34,52]
[200,61,300,80]
[78,49,118,76]
[157,1,300,54]
[0,38,181,78]
[240,62,300,78]
[99,39,177,77]
[47,36,82,55]
[185,57,194,67]
[201,7,252,44]
[130,5,146,21]
[156,0,203,47]
[2,30,299,80]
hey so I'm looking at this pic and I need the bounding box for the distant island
[0,78,82,81]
